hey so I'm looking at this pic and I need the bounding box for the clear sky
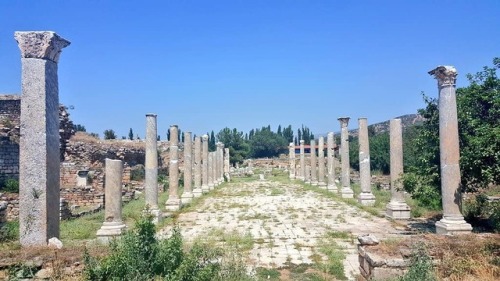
[0,1,498,139]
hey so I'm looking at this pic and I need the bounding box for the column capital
[327,132,334,137]
[15,31,70,63]
[170,124,178,129]
[146,113,157,118]
[300,140,305,144]
[338,117,350,127]
[202,134,209,141]
[428,65,457,87]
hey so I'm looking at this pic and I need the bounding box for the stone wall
[0,193,19,221]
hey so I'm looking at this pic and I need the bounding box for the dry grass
[70,131,146,149]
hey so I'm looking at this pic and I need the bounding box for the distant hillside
[348,114,424,137]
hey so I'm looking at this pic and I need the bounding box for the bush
[0,178,19,193]
[130,165,145,181]
[0,221,19,242]
[463,193,500,232]
[84,215,251,280]
[399,242,437,281]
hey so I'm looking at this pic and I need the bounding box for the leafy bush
[130,165,145,181]
[399,242,437,281]
[84,216,251,280]
[0,178,19,193]
[463,193,500,232]
[0,221,19,242]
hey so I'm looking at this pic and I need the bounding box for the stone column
[193,136,203,197]
[217,143,224,184]
[429,66,472,234]
[310,139,318,185]
[386,119,411,219]
[144,114,161,221]
[289,143,296,179]
[357,118,376,206]
[327,132,338,192]
[208,152,214,190]
[318,137,326,188]
[16,31,70,246]
[305,165,311,184]
[224,147,230,182]
[165,125,181,211]
[201,135,209,193]
[338,117,354,198]
[300,140,305,181]
[181,132,194,204]
[97,159,126,242]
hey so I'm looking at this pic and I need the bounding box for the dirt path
[159,176,404,280]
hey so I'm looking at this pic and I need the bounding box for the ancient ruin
[338,117,354,198]
[357,118,376,206]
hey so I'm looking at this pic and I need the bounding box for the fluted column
[201,135,209,193]
[429,66,472,234]
[16,31,70,246]
[299,140,305,180]
[165,125,181,211]
[193,136,203,197]
[289,142,296,179]
[310,139,318,185]
[181,132,194,204]
[318,137,326,187]
[144,114,161,221]
[327,132,338,192]
[357,118,376,205]
[338,117,354,198]
[386,119,411,219]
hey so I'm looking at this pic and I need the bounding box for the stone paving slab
[159,178,402,280]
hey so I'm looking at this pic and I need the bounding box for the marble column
[289,143,296,179]
[305,165,311,184]
[97,159,126,242]
[318,137,326,188]
[224,148,230,182]
[386,119,411,219]
[201,135,209,193]
[208,152,214,190]
[338,117,354,198]
[310,139,318,185]
[193,136,202,197]
[181,132,194,204]
[429,66,472,234]
[217,143,224,184]
[299,140,306,180]
[165,125,181,211]
[144,114,161,221]
[327,132,338,192]
[16,31,70,246]
[357,118,376,206]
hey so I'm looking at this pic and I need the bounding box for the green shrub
[463,193,500,232]
[399,242,437,281]
[1,178,19,193]
[130,165,145,181]
[0,221,19,242]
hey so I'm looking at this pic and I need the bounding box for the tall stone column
[429,66,472,234]
[208,152,214,190]
[144,114,161,221]
[318,137,326,188]
[201,135,209,193]
[165,125,181,211]
[327,132,338,192]
[97,159,126,242]
[181,132,194,204]
[305,165,311,184]
[217,143,224,184]
[224,147,230,182]
[289,143,296,179]
[357,118,376,206]
[386,119,411,219]
[193,136,203,197]
[299,140,306,180]
[338,117,354,198]
[310,139,318,185]
[16,31,70,246]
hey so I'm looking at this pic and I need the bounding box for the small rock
[48,237,63,249]
[358,234,379,245]
[35,268,53,279]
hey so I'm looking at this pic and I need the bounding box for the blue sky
[0,1,498,139]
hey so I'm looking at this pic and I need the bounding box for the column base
[341,187,354,198]
[305,180,311,184]
[296,176,304,181]
[224,172,231,182]
[201,185,209,193]
[327,184,338,192]
[289,175,296,180]
[193,188,203,197]
[181,192,194,205]
[358,192,376,206]
[385,201,411,220]
[435,217,472,235]
[165,197,181,212]
[311,181,318,186]
[318,181,327,189]
[208,183,214,191]
[96,221,126,243]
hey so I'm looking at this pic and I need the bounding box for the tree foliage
[216,127,251,165]
[103,129,117,140]
[249,126,287,158]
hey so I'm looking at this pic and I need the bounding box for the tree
[249,126,287,158]
[128,128,134,140]
[282,125,294,143]
[277,125,282,136]
[216,127,251,164]
[208,131,216,151]
[73,124,86,132]
[104,129,117,140]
